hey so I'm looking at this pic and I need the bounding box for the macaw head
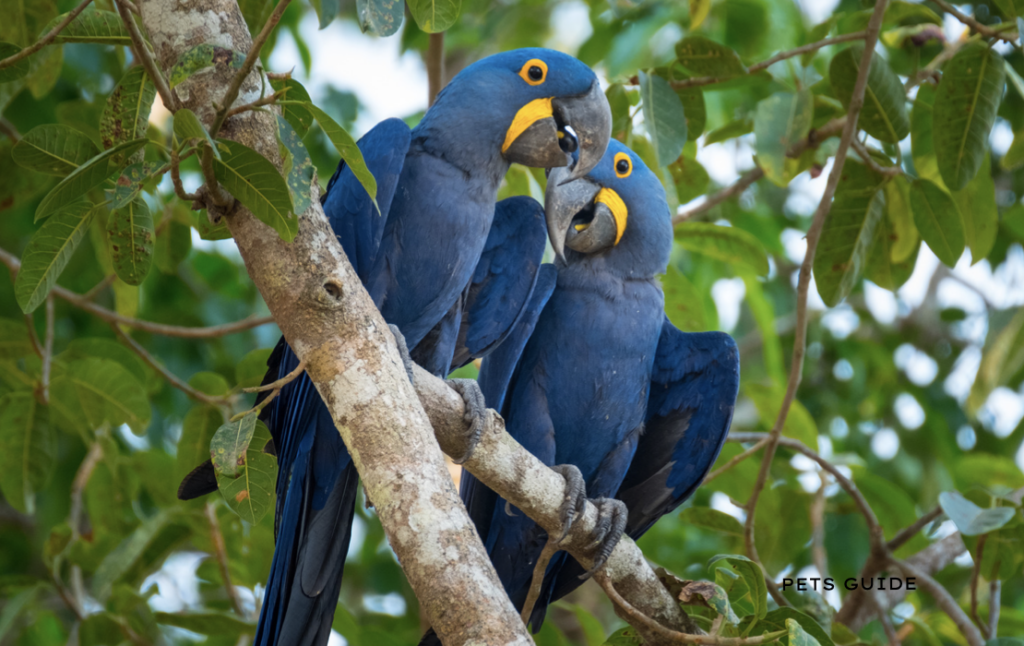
[544,140,672,277]
[419,48,611,181]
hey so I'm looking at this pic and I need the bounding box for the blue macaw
[177,48,611,646]
[432,140,740,637]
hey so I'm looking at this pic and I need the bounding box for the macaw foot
[579,497,628,579]
[445,378,487,464]
[550,464,588,542]
[388,324,416,386]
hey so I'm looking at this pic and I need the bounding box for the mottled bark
[137,2,530,644]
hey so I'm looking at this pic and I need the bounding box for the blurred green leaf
[969,309,1024,416]
[155,611,255,636]
[106,196,155,286]
[46,9,131,44]
[708,554,767,619]
[407,0,460,32]
[829,44,909,143]
[311,0,340,28]
[675,222,769,276]
[1003,129,1024,170]
[212,138,296,242]
[933,42,1005,190]
[155,220,192,274]
[0,319,34,359]
[92,510,190,601]
[0,393,55,515]
[662,265,708,333]
[676,36,748,78]
[787,618,821,646]
[176,405,221,485]
[705,118,753,145]
[52,357,151,434]
[952,152,998,264]
[754,90,813,186]
[236,348,273,389]
[854,469,928,556]
[216,419,276,524]
[745,383,818,451]
[0,42,28,83]
[909,178,964,267]
[639,71,687,167]
[15,199,94,313]
[668,152,709,203]
[680,507,744,536]
[12,124,100,176]
[355,0,404,36]
[602,626,643,646]
[938,491,1016,536]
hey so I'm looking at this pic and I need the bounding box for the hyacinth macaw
[431,140,740,637]
[177,48,611,646]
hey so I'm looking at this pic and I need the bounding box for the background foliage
[0,0,1023,645]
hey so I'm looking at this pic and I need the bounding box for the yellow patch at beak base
[594,188,627,244]
[502,98,554,153]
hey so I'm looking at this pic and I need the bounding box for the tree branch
[931,0,1018,44]
[0,0,95,70]
[888,555,984,646]
[114,0,177,111]
[40,296,55,405]
[969,534,990,639]
[427,32,445,107]
[0,244,274,338]
[205,502,246,617]
[741,0,890,587]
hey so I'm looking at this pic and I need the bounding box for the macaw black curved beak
[545,166,622,263]
[502,81,611,177]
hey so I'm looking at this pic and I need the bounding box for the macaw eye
[518,59,548,86]
[614,152,632,178]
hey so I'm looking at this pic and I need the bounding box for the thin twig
[243,358,305,393]
[888,506,942,552]
[69,442,104,541]
[742,0,890,592]
[889,556,985,646]
[111,324,233,407]
[24,315,43,359]
[703,437,769,483]
[205,502,246,617]
[0,0,95,70]
[225,89,285,118]
[674,118,846,224]
[0,118,21,141]
[230,387,279,422]
[171,147,200,202]
[851,138,902,177]
[0,246,274,338]
[80,274,117,302]
[988,580,1001,638]
[41,296,55,405]
[209,0,293,138]
[427,32,445,107]
[594,572,786,645]
[931,0,1018,44]
[120,0,140,14]
[201,145,234,207]
[114,0,177,111]
[969,534,990,639]
[867,591,901,646]
[520,540,558,626]
[811,471,829,580]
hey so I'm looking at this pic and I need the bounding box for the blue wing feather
[450,196,548,370]
[322,118,411,283]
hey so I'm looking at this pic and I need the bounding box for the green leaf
[92,510,190,601]
[745,383,818,451]
[79,612,128,646]
[0,42,29,83]
[602,627,643,646]
[668,155,709,203]
[952,152,998,263]
[173,108,220,160]
[155,220,192,274]
[108,162,157,210]
[829,44,909,143]
[189,371,232,397]
[787,618,822,646]
[101,67,156,165]
[812,161,885,306]
[275,114,314,215]
[0,585,43,643]
[969,309,1024,415]
[866,214,918,291]
[176,405,222,485]
[677,86,706,141]
[854,468,928,556]
[909,178,964,267]
[236,348,273,389]
[34,138,147,221]
[753,608,834,646]
[15,199,94,313]
[933,42,1006,190]
[662,265,707,332]
[211,413,258,479]
[676,36,748,78]
[169,45,245,88]
[155,611,255,636]
[741,273,785,385]
[882,175,917,263]
[708,554,767,619]
[355,0,404,36]
[938,491,1016,536]
[46,9,131,45]
[754,90,813,186]
[52,357,151,434]
[0,393,55,514]
[802,17,837,65]
[705,118,753,145]
[911,83,942,184]
[675,222,769,276]
[1003,129,1024,171]
[12,124,100,176]
[61,337,151,386]
[0,319,34,359]
[217,419,277,524]
[312,0,341,28]
[106,196,154,286]
[306,103,378,207]
[680,507,744,536]
[407,0,460,32]
[270,79,313,138]
[212,138,296,242]
[640,71,687,167]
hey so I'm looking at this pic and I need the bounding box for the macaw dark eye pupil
[528,66,543,81]
[617,159,630,174]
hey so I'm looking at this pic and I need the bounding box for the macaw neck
[411,105,511,191]
[556,257,663,296]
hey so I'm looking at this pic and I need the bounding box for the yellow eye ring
[518,59,548,86]
[614,152,632,178]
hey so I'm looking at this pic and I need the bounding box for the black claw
[580,497,628,580]
[446,378,487,464]
[388,324,416,386]
[551,464,587,543]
